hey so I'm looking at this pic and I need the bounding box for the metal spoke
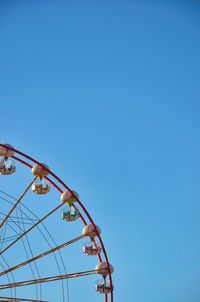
[0,269,97,290]
[0,176,37,229]
[0,202,64,256]
[0,296,48,302]
[0,192,69,302]
[0,234,85,276]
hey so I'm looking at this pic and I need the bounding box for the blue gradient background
[0,0,200,301]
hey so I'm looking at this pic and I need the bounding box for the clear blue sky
[0,0,200,301]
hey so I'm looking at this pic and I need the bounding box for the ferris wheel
[0,143,114,302]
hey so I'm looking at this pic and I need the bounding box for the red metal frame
[0,144,114,302]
